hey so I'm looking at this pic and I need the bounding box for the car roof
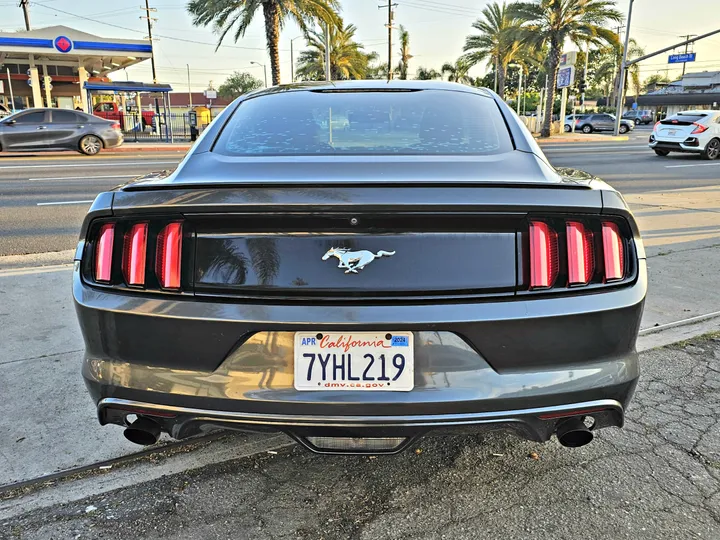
[246,79,494,98]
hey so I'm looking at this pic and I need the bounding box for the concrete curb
[0,250,75,271]
[105,145,191,153]
[536,135,630,143]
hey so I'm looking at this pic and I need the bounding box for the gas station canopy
[0,25,153,111]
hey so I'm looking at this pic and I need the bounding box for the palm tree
[511,0,622,137]
[296,20,376,81]
[415,66,441,80]
[397,25,412,80]
[187,0,340,86]
[441,59,474,84]
[463,2,525,99]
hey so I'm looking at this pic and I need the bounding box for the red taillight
[566,221,594,285]
[691,122,708,134]
[653,121,660,131]
[602,222,624,281]
[94,223,115,283]
[156,222,183,289]
[111,122,121,130]
[122,223,148,286]
[529,221,558,289]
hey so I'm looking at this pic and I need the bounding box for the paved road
[0,153,184,256]
[2,131,720,256]
[5,334,719,539]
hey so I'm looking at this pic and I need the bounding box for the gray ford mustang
[74,80,646,454]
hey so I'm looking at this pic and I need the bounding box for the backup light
[156,222,183,289]
[602,222,624,281]
[122,223,148,286]
[566,221,594,285]
[94,223,115,283]
[529,221,558,289]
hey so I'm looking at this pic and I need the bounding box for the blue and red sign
[54,36,73,53]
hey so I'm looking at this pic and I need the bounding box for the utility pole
[186,64,192,108]
[581,40,590,112]
[379,2,397,80]
[679,34,697,76]
[613,0,634,136]
[19,0,31,31]
[141,0,158,84]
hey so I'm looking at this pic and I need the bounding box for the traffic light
[578,79,587,94]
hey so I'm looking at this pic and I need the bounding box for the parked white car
[0,103,11,119]
[649,110,720,159]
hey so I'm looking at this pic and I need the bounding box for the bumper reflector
[305,436,407,452]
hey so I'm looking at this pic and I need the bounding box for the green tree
[463,1,525,99]
[643,73,670,92]
[397,25,412,80]
[441,59,474,84]
[218,71,264,99]
[295,20,377,81]
[511,0,622,137]
[415,66,442,80]
[187,0,340,86]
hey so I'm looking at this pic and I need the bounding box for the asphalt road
[5,334,719,539]
[0,152,184,256]
[1,128,720,256]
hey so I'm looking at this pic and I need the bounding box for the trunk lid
[112,180,604,301]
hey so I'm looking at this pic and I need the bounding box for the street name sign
[668,53,696,64]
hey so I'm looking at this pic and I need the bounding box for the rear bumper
[97,396,629,454]
[649,139,702,153]
[75,259,646,449]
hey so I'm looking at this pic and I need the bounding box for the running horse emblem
[321,248,396,274]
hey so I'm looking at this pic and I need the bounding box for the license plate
[294,332,414,391]
[667,129,677,136]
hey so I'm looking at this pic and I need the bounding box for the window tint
[14,111,45,123]
[52,110,79,123]
[214,90,514,156]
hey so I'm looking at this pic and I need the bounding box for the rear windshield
[213,89,514,156]
[662,113,706,125]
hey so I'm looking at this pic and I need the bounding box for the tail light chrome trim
[156,222,183,290]
[529,221,558,289]
[122,222,148,287]
[94,223,115,283]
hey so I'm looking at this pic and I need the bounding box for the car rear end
[95,118,124,149]
[74,83,646,454]
[649,111,715,155]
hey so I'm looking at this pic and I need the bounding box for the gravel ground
[3,335,720,540]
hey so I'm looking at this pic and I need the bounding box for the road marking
[0,161,178,170]
[27,175,136,182]
[665,162,720,169]
[37,200,94,206]
[0,264,73,278]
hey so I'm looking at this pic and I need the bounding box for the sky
[1,0,719,90]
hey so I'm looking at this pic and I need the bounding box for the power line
[32,2,277,51]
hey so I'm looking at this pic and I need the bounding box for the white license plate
[294,332,414,391]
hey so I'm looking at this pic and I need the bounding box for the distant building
[637,71,720,116]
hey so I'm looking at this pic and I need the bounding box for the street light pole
[186,64,192,108]
[614,0,634,136]
[290,36,302,83]
[251,62,268,87]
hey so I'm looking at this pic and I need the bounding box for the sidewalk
[1,185,719,489]
[106,142,192,153]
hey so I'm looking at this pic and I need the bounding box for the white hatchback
[649,110,720,159]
